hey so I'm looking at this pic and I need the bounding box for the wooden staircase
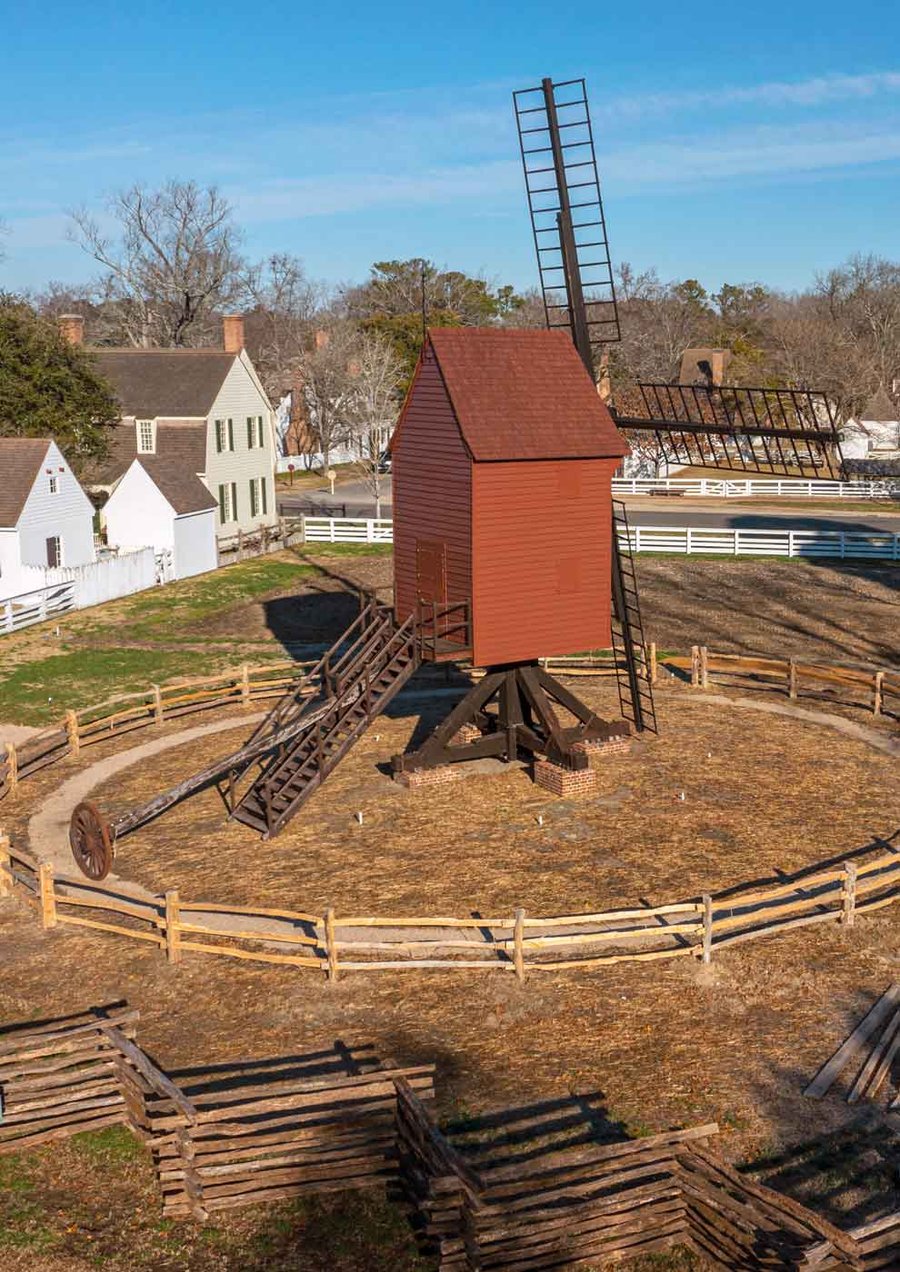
[231,606,419,839]
[611,500,657,734]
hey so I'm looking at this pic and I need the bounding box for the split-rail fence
[1,1006,895,1268]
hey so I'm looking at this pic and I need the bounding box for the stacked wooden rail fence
[2,1006,896,1268]
[804,985,900,1107]
[3,831,898,981]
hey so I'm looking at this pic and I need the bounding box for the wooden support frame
[392,662,628,775]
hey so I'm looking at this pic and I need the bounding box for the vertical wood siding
[471,458,616,666]
[393,346,472,620]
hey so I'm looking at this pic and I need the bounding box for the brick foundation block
[394,765,464,790]
[533,759,598,799]
[571,731,632,762]
[451,723,483,747]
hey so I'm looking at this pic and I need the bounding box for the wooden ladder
[610,500,657,734]
[232,612,419,838]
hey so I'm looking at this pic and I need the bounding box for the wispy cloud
[596,70,900,121]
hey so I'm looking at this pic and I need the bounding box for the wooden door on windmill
[416,539,448,636]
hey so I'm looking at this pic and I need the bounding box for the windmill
[513,75,847,731]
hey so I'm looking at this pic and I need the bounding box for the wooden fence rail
[3,830,897,982]
[1,1005,894,1267]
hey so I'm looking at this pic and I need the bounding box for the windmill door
[416,539,447,638]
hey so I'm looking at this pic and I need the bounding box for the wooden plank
[804,985,900,1098]
[99,1026,198,1122]
[177,939,321,969]
[57,914,165,945]
[847,1007,900,1103]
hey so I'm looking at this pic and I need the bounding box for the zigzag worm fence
[2,831,897,982]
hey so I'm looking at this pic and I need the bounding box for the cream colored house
[67,315,277,543]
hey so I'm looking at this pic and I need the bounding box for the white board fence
[302,517,900,560]
[610,477,899,499]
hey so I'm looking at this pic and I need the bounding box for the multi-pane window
[249,477,259,518]
[48,475,59,495]
[246,416,265,449]
[137,420,155,454]
[217,481,239,525]
[215,419,235,453]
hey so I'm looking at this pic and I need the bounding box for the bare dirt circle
[81,680,900,918]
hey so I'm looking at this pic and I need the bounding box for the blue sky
[1,0,899,298]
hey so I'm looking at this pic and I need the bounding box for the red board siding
[392,345,472,622]
[471,459,616,666]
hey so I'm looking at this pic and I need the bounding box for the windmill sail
[514,77,620,375]
[612,383,847,480]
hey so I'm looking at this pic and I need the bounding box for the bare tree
[69,181,244,347]
[293,324,360,475]
[241,253,324,401]
[343,333,403,518]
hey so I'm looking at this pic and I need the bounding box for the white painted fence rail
[611,477,899,498]
[302,517,900,561]
[2,581,75,633]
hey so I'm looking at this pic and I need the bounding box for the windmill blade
[611,383,848,480]
[514,77,620,375]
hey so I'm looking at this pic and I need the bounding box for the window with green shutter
[247,417,255,448]
[215,420,225,454]
[227,419,235,451]
[230,481,238,520]
[249,477,259,518]
[217,483,228,524]
[256,416,265,447]
[261,475,268,515]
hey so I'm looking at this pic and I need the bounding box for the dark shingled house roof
[132,457,218,515]
[0,437,52,527]
[403,328,627,462]
[88,420,208,487]
[93,349,236,419]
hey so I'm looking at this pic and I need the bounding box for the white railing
[611,477,899,498]
[619,526,900,559]
[302,517,394,544]
[302,517,900,561]
[2,581,75,634]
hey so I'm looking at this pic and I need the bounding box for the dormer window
[137,420,156,454]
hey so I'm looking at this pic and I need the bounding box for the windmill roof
[131,457,218,515]
[860,388,898,422]
[420,327,627,461]
[93,349,236,419]
[0,437,52,527]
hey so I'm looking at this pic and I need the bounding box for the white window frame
[249,477,259,518]
[48,474,59,495]
[218,483,231,525]
[136,420,156,454]
[215,419,235,454]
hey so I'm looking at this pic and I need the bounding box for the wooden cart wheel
[69,801,114,880]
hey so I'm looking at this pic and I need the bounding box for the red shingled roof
[422,327,627,461]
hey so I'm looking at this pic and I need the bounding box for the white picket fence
[302,517,900,561]
[2,581,76,633]
[610,477,899,498]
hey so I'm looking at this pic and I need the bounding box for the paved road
[281,478,900,532]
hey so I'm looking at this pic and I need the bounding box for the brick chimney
[59,314,84,346]
[222,314,244,354]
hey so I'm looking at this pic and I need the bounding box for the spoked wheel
[69,801,114,880]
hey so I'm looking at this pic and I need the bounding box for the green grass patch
[69,1125,147,1165]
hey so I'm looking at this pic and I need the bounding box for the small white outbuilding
[103,457,218,581]
[0,438,95,600]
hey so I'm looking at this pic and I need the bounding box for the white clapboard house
[840,389,900,470]
[102,456,218,581]
[0,438,95,601]
[66,315,278,546]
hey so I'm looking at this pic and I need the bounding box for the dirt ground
[0,554,897,1269]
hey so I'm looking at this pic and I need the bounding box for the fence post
[788,658,798,701]
[152,684,164,726]
[690,646,700,688]
[5,742,18,793]
[699,646,709,689]
[513,908,526,983]
[0,832,11,898]
[649,641,658,686]
[165,889,182,963]
[65,709,81,757]
[701,894,713,964]
[240,664,251,709]
[873,671,884,717]
[38,862,56,929]
[324,907,339,982]
[841,863,858,928]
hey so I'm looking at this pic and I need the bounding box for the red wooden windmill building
[68,75,848,877]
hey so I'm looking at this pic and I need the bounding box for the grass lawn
[0,547,388,726]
